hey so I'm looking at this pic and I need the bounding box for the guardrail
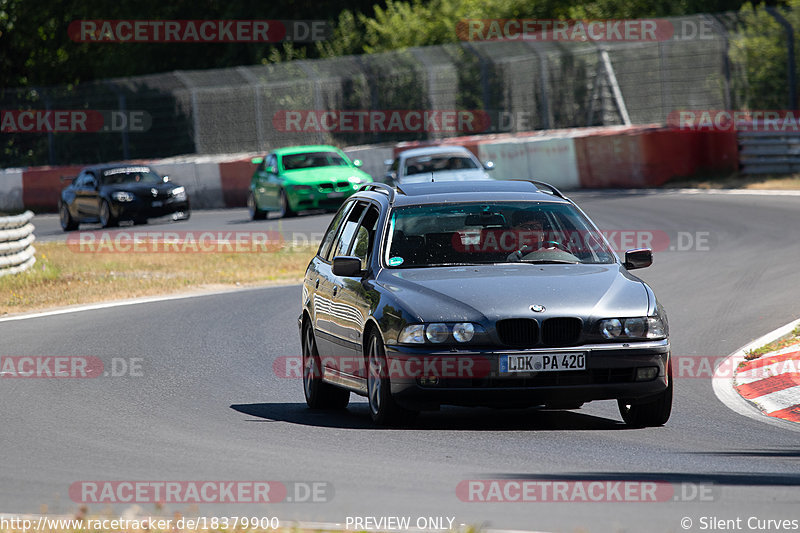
[739,123,800,174]
[0,210,36,276]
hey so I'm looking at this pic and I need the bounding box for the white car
[384,145,494,185]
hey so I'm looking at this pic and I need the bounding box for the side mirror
[384,159,395,167]
[624,248,652,270]
[483,161,495,171]
[267,166,277,174]
[353,159,363,168]
[251,156,264,165]
[332,256,363,277]
[162,175,170,183]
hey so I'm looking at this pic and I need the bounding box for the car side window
[73,172,88,187]
[318,201,354,260]
[328,202,367,262]
[348,206,380,270]
[390,159,399,172]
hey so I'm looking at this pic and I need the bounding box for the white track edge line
[712,318,800,432]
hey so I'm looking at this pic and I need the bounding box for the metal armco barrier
[0,211,36,276]
[739,125,800,175]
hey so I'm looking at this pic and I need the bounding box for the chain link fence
[1,10,794,167]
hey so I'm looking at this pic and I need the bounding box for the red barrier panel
[22,165,85,211]
[575,127,738,188]
[218,157,254,208]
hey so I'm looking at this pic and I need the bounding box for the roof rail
[358,182,396,203]
[511,179,567,199]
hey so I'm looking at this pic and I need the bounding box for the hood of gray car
[379,263,649,323]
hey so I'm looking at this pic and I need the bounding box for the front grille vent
[496,318,539,347]
[541,317,582,347]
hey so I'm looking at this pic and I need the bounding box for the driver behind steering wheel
[506,209,549,262]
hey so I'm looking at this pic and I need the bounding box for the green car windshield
[282,151,349,170]
[385,202,616,268]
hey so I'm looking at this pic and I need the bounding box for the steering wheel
[540,240,571,252]
[507,240,573,262]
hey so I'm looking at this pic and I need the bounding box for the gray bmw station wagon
[299,180,671,427]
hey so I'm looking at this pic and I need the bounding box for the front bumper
[112,196,190,220]
[384,340,670,410]
[288,184,365,212]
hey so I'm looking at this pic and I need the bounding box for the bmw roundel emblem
[151,188,158,197]
[530,304,546,313]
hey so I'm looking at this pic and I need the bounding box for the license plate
[327,192,344,198]
[499,353,586,373]
[152,200,163,207]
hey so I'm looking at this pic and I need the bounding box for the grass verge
[0,241,316,316]
[664,173,800,190]
[743,325,800,362]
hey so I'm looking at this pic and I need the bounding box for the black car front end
[107,184,190,221]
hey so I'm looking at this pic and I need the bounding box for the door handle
[332,286,338,296]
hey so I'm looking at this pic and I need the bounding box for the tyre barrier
[0,210,36,277]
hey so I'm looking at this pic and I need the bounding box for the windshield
[101,167,162,185]
[404,153,478,175]
[282,151,349,170]
[385,202,616,267]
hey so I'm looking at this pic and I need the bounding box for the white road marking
[0,283,298,323]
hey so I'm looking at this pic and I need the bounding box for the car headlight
[348,176,367,184]
[398,323,483,344]
[111,191,134,202]
[398,324,425,344]
[425,323,449,343]
[598,316,666,340]
[170,186,186,200]
[452,322,475,342]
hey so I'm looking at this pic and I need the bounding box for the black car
[59,164,190,230]
[299,180,671,426]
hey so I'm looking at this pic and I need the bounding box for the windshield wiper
[519,259,580,264]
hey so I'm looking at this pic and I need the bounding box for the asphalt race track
[6,190,800,532]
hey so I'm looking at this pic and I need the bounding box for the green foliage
[730,1,798,109]
[316,0,753,58]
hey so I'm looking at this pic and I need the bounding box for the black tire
[302,321,349,409]
[248,191,266,220]
[366,330,417,425]
[99,200,117,228]
[618,361,673,427]
[277,189,296,218]
[59,202,78,231]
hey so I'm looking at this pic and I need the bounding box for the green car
[248,145,373,219]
